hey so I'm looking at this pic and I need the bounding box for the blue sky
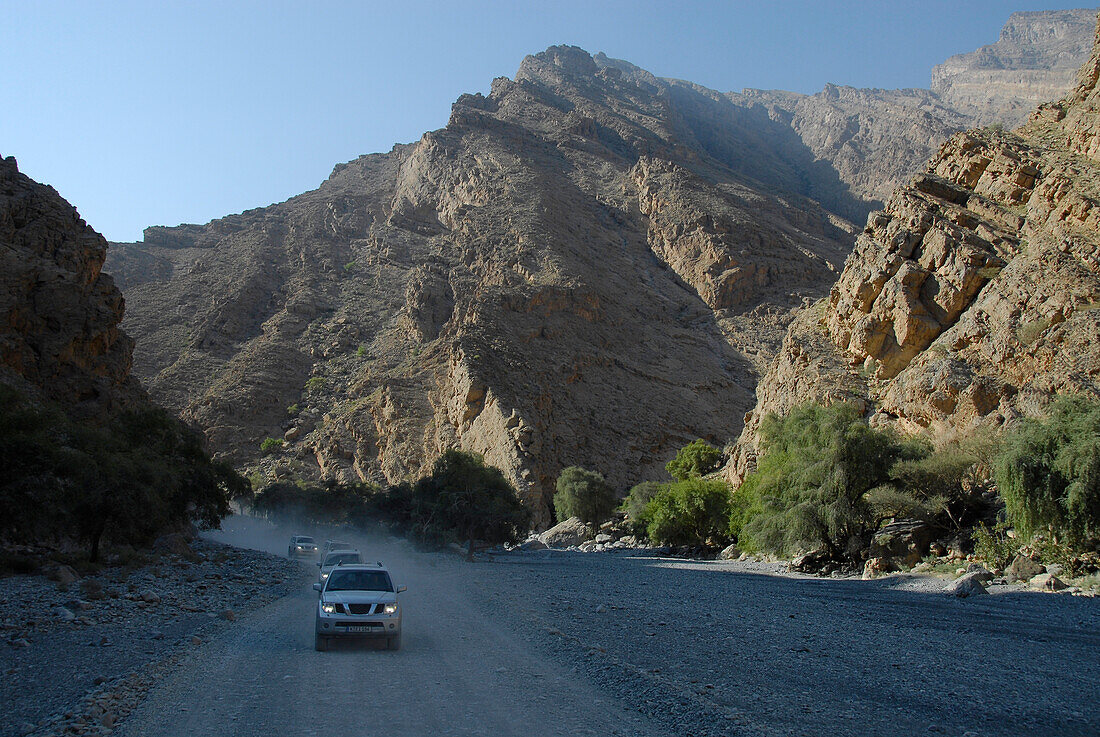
[2,1,1095,242]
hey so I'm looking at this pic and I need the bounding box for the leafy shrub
[644,478,732,547]
[286,403,300,416]
[996,395,1100,549]
[972,521,1016,570]
[874,443,982,528]
[260,437,284,454]
[737,403,914,559]
[666,439,722,481]
[305,377,325,392]
[621,481,664,535]
[553,466,616,529]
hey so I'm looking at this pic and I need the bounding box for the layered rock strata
[932,9,1099,128]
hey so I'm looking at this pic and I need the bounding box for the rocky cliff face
[932,9,1098,128]
[740,85,971,210]
[0,156,143,416]
[742,10,1096,212]
[729,15,1100,484]
[108,47,858,526]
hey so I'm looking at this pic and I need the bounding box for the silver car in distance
[313,563,405,651]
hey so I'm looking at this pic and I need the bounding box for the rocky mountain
[107,47,862,525]
[728,14,1100,484]
[738,10,1097,211]
[932,8,1099,128]
[105,12,1100,525]
[0,156,144,416]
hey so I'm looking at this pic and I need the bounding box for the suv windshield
[298,537,314,544]
[326,570,393,592]
[324,552,361,567]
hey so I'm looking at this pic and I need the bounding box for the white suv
[313,563,405,651]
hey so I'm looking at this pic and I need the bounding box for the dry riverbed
[3,519,1098,737]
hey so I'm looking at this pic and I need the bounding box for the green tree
[666,439,722,481]
[738,402,914,560]
[644,478,732,547]
[415,450,530,556]
[0,386,237,561]
[553,466,617,530]
[996,395,1100,547]
[621,481,664,535]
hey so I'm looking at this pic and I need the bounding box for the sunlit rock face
[727,14,1100,485]
[932,8,1099,129]
[108,47,860,525]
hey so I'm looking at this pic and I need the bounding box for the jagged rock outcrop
[729,13,1100,484]
[932,9,1098,128]
[109,47,859,526]
[0,156,143,415]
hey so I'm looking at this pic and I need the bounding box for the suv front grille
[347,603,376,615]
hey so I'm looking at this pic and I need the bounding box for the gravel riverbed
[0,539,309,737]
[467,549,1100,737]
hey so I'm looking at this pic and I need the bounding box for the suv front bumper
[316,613,401,639]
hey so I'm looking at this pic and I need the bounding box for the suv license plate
[344,625,378,633]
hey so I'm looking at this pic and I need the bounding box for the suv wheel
[387,634,401,651]
[315,634,328,652]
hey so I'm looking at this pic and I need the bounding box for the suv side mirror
[397,585,407,593]
[312,583,322,592]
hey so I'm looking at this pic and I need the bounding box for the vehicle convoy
[287,536,319,559]
[313,563,405,651]
[317,549,362,583]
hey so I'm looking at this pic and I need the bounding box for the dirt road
[115,520,660,737]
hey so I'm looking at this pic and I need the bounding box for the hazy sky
[2,1,1095,242]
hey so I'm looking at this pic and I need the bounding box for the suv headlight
[384,602,398,614]
[320,571,329,579]
[321,602,336,614]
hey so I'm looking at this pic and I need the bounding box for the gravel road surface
[115,520,659,737]
[115,517,1099,736]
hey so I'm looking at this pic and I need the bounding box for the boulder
[594,533,613,544]
[538,517,589,549]
[139,590,161,604]
[517,539,548,552]
[578,540,597,552]
[946,572,989,598]
[789,549,830,573]
[1029,573,1069,592]
[868,520,935,566]
[48,565,80,585]
[964,563,993,583]
[862,557,898,579]
[1007,555,1045,582]
[718,544,742,561]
